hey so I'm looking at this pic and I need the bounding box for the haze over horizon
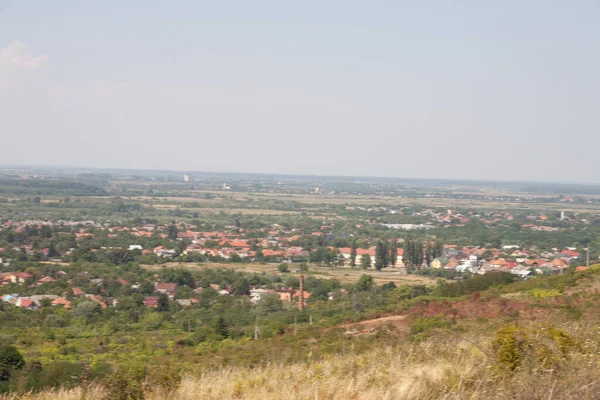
[1,1,599,182]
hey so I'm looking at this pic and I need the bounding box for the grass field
[142,262,438,286]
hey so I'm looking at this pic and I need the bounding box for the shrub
[531,288,562,298]
[491,324,581,373]
[410,316,451,341]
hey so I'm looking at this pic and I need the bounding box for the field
[143,262,438,286]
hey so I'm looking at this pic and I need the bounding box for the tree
[425,242,433,266]
[389,239,398,267]
[360,254,372,269]
[403,239,413,267]
[214,316,229,339]
[232,278,250,296]
[47,242,57,258]
[71,301,101,323]
[167,225,178,241]
[433,241,444,259]
[356,274,374,292]
[156,293,170,312]
[277,263,289,273]
[350,240,357,268]
[375,240,390,269]
[0,345,25,381]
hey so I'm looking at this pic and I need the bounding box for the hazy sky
[1,1,599,181]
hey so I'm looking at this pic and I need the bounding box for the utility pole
[309,314,313,325]
[298,274,304,311]
[587,247,590,267]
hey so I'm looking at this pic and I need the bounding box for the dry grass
[142,262,438,286]
[9,323,600,400]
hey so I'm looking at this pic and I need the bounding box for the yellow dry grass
[143,262,437,286]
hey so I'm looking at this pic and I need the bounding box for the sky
[1,1,599,182]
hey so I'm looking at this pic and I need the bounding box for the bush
[410,316,451,341]
[277,263,289,273]
[531,288,562,298]
[491,324,581,373]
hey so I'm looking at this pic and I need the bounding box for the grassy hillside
[4,267,600,399]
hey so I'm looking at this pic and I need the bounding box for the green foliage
[410,316,451,340]
[156,293,170,312]
[356,275,374,292]
[491,324,581,373]
[0,345,24,381]
[214,316,229,339]
[103,366,145,400]
[277,263,289,273]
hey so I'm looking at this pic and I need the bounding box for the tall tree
[350,239,357,268]
[47,242,57,258]
[214,316,229,338]
[389,239,398,267]
[382,240,389,268]
[375,240,385,270]
[415,242,424,267]
[425,242,433,266]
[403,239,412,268]
[433,240,444,259]
[167,224,179,241]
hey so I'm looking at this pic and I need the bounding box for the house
[70,288,87,298]
[1,294,18,305]
[511,269,534,279]
[176,299,192,306]
[155,282,177,294]
[144,297,159,307]
[16,298,37,309]
[278,288,293,302]
[249,288,270,304]
[558,249,580,259]
[337,248,377,267]
[153,246,176,257]
[431,257,449,269]
[51,297,72,309]
[29,295,58,307]
[128,245,143,251]
[86,295,108,309]
[36,276,56,285]
[9,272,34,284]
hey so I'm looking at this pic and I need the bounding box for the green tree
[375,240,388,270]
[167,225,178,241]
[433,240,444,259]
[47,242,57,258]
[350,239,357,268]
[214,316,229,339]
[425,242,433,266]
[277,263,289,273]
[0,345,25,381]
[232,278,250,296]
[360,253,372,269]
[403,239,413,267]
[156,293,170,312]
[389,239,398,267]
[356,274,374,292]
